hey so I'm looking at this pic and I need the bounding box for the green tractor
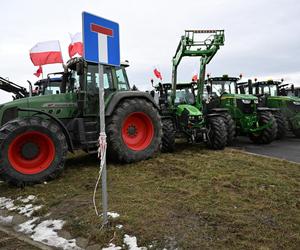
[250,79,300,138]
[205,75,277,144]
[154,30,228,152]
[0,57,162,186]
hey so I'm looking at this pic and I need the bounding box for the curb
[0,225,53,250]
[230,147,300,165]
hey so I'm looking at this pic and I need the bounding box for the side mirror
[206,85,212,94]
[248,79,253,94]
[150,79,154,87]
[27,80,33,97]
[291,84,295,93]
[76,62,84,75]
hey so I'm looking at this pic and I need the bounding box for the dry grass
[1,143,300,249]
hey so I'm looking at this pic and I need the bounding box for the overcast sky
[0,0,299,103]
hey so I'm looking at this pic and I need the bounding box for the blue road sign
[82,12,120,66]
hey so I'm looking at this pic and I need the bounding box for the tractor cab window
[69,71,80,92]
[269,85,277,96]
[210,80,236,96]
[175,89,195,105]
[115,67,130,91]
[86,64,113,93]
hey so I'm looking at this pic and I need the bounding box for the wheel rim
[8,131,55,174]
[122,112,154,151]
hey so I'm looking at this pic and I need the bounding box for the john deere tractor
[154,30,228,152]
[205,76,277,144]
[250,80,300,138]
[0,57,162,186]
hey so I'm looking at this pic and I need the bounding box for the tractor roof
[208,76,240,82]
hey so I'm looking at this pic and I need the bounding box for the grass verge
[1,143,300,249]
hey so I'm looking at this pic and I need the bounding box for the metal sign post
[98,64,108,226]
[82,12,120,227]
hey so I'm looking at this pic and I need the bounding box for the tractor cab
[206,75,259,117]
[33,72,63,96]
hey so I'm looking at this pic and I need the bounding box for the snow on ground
[0,196,42,217]
[107,212,120,219]
[18,217,39,234]
[31,220,81,250]
[102,243,122,250]
[124,234,147,250]
[0,215,13,225]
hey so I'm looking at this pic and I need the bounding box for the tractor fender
[209,108,229,113]
[266,107,281,112]
[18,108,74,153]
[206,113,224,118]
[105,91,159,117]
[257,107,272,112]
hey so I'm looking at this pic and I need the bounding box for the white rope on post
[93,132,107,217]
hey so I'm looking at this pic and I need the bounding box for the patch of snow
[0,197,15,210]
[31,220,82,250]
[18,204,43,217]
[18,195,36,203]
[124,234,147,250]
[116,224,123,229]
[0,196,42,218]
[18,217,39,234]
[102,243,122,250]
[0,215,13,225]
[107,212,120,219]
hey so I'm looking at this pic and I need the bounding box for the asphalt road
[232,134,300,163]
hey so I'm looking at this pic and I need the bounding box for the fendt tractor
[0,57,162,186]
[249,79,300,138]
[205,75,277,144]
[153,30,228,152]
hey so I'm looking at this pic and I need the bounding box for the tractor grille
[237,100,255,114]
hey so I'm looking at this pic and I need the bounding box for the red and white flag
[30,40,63,66]
[153,68,163,80]
[192,73,198,82]
[33,66,43,77]
[68,32,83,58]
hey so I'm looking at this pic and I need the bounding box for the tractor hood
[268,95,300,103]
[177,104,202,116]
[221,93,257,100]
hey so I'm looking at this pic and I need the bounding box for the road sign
[82,12,120,66]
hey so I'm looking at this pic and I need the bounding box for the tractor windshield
[210,80,236,96]
[175,88,195,105]
[115,67,130,91]
[257,84,278,96]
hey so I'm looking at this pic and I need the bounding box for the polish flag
[192,73,198,82]
[153,68,163,80]
[30,40,63,66]
[33,66,43,77]
[68,32,83,58]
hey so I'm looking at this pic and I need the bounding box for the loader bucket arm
[171,30,225,110]
[0,76,28,99]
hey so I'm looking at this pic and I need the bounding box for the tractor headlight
[242,99,251,104]
[293,101,300,105]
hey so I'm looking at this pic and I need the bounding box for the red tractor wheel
[0,117,67,186]
[107,98,162,163]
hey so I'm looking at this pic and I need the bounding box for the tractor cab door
[84,64,114,116]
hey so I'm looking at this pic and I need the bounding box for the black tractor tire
[273,112,288,139]
[222,112,236,145]
[206,116,227,150]
[106,98,162,163]
[161,119,176,153]
[249,111,277,144]
[0,117,68,186]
